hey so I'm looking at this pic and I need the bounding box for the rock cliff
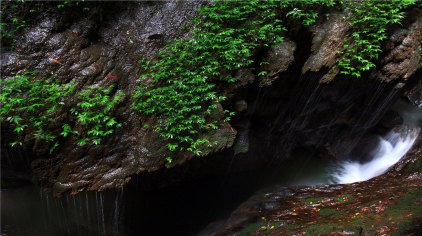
[1,1,421,196]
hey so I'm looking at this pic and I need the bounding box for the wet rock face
[377,110,404,133]
[243,7,422,163]
[406,79,422,108]
[247,63,408,163]
[2,1,207,195]
[201,139,422,235]
[2,2,421,195]
[259,39,296,87]
[375,8,422,83]
[1,148,34,188]
[301,12,349,82]
[198,186,294,236]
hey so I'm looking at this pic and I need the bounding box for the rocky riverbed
[201,138,422,235]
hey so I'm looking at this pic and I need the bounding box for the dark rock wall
[231,6,421,166]
[2,1,206,195]
[406,79,422,108]
[1,2,421,194]
[248,74,401,162]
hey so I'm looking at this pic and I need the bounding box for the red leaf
[106,75,119,79]
[48,57,63,65]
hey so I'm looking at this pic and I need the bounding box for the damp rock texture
[301,13,349,79]
[406,78,422,108]
[1,2,422,195]
[1,1,222,195]
[375,7,422,83]
[259,39,296,87]
[200,138,422,235]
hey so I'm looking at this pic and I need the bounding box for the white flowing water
[332,125,420,184]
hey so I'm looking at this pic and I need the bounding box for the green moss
[305,224,340,235]
[239,221,266,236]
[305,224,367,235]
[337,194,355,203]
[319,207,336,217]
[301,197,329,204]
[403,158,422,173]
[386,188,422,235]
[386,189,422,218]
[349,215,366,225]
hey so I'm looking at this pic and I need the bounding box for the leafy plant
[286,0,335,26]
[134,0,335,156]
[56,0,71,9]
[0,72,75,153]
[0,0,43,50]
[56,0,89,11]
[337,0,416,78]
[2,0,413,160]
[0,0,91,51]
[71,85,123,146]
[1,72,124,153]
[0,16,27,50]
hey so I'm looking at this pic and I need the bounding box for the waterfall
[331,125,420,184]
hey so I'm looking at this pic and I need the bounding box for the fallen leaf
[48,57,63,65]
[405,212,414,218]
[106,75,119,79]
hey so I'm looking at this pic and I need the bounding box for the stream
[331,125,420,184]
[1,100,421,236]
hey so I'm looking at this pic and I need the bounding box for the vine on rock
[134,0,335,157]
[1,0,415,160]
[338,0,416,78]
[0,72,75,153]
[0,72,123,153]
